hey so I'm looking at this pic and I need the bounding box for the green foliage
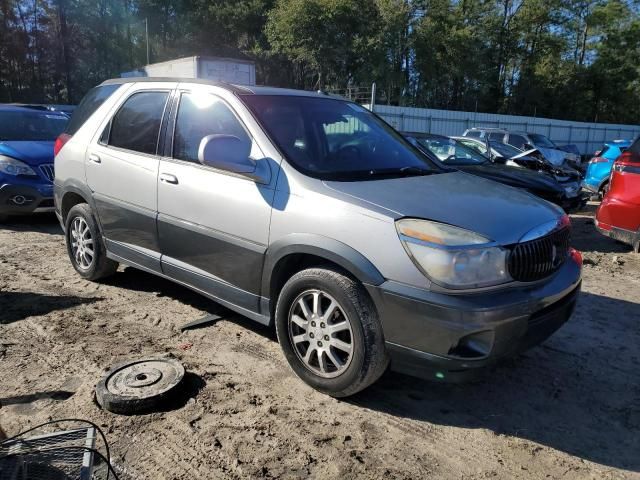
[0,0,639,123]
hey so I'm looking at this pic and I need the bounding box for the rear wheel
[599,181,610,199]
[65,203,118,280]
[275,266,388,397]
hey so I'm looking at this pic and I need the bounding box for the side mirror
[198,134,255,174]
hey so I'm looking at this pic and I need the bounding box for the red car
[595,137,640,252]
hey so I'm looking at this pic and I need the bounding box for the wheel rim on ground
[70,216,94,270]
[288,289,354,379]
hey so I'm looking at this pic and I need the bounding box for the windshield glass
[0,110,68,141]
[528,134,556,148]
[414,136,489,165]
[241,95,437,180]
[490,141,523,158]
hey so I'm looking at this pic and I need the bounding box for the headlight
[396,219,510,289]
[0,155,37,176]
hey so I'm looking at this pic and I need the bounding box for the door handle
[88,153,101,164]
[159,173,179,184]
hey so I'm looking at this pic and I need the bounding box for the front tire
[275,266,388,397]
[65,203,118,281]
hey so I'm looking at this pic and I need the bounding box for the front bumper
[0,183,55,215]
[366,255,582,382]
[581,180,599,195]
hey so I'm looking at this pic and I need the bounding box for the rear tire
[65,203,118,281]
[599,181,609,199]
[275,266,388,397]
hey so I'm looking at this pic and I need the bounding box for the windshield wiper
[398,166,434,176]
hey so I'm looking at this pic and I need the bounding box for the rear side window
[108,91,169,155]
[465,130,481,138]
[65,84,120,135]
[508,134,527,149]
[173,92,250,163]
[488,132,505,142]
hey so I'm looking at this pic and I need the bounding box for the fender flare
[261,233,385,296]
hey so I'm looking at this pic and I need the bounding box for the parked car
[583,140,632,198]
[595,138,640,252]
[54,78,582,396]
[454,136,583,182]
[0,105,68,222]
[463,127,581,170]
[405,133,584,211]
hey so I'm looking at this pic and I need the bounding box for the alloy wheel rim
[70,217,94,270]
[288,289,354,379]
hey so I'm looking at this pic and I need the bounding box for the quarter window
[108,91,169,155]
[173,92,250,163]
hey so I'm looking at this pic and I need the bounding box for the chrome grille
[39,164,55,182]
[508,227,571,282]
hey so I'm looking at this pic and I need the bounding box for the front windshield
[241,95,437,180]
[528,134,556,148]
[490,141,523,158]
[0,110,68,141]
[414,136,489,165]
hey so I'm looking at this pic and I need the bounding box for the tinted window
[508,134,527,149]
[528,133,556,148]
[414,136,489,165]
[465,130,482,138]
[109,91,169,154]
[490,141,523,158]
[66,84,120,135]
[0,110,68,141]
[488,132,505,142]
[173,92,250,163]
[458,138,487,154]
[241,95,437,181]
[628,137,640,154]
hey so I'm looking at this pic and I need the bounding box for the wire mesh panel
[0,421,112,480]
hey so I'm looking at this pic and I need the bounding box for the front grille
[39,164,55,182]
[508,227,571,282]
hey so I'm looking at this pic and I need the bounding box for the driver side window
[173,92,251,163]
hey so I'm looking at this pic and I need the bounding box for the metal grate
[39,164,55,182]
[508,227,571,282]
[0,425,100,480]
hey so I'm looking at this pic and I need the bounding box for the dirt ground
[1,202,639,480]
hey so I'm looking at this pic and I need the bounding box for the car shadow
[102,267,275,340]
[0,291,101,324]
[348,291,640,472]
[0,213,62,235]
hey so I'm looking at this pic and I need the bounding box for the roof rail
[99,77,252,94]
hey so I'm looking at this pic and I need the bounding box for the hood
[458,163,563,193]
[0,141,55,166]
[324,171,563,245]
[536,147,567,166]
[511,149,580,181]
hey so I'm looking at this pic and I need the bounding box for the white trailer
[121,56,256,86]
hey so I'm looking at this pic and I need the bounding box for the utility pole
[145,17,150,65]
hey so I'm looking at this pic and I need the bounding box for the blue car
[582,139,632,197]
[0,105,68,221]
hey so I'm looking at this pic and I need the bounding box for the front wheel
[275,266,388,397]
[65,203,118,281]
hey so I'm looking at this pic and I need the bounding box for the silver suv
[54,78,582,396]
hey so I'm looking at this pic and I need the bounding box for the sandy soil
[1,203,639,479]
